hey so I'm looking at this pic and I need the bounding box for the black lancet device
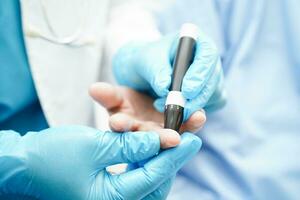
[164,23,199,132]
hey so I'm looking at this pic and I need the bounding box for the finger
[142,176,175,200]
[110,115,180,149]
[96,129,181,166]
[182,32,219,100]
[184,62,222,120]
[109,113,136,132]
[109,113,163,132]
[180,109,206,133]
[153,129,180,149]
[95,131,160,166]
[112,133,202,199]
[89,82,123,111]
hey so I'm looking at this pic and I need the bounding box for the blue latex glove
[0,126,201,200]
[113,31,226,120]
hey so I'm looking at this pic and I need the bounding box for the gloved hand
[0,126,201,200]
[113,30,226,120]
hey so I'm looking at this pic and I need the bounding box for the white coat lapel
[20,0,109,126]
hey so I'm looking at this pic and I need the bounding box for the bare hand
[89,82,206,148]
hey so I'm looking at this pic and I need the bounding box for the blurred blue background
[152,1,300,199]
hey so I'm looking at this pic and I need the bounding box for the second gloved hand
[113,29,226,120]
[0,126,201,200]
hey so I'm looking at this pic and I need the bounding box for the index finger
[89,82,123,112]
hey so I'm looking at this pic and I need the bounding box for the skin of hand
[89,82,206,138]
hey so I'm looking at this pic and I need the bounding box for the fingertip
[89,82,108,100]
[109,113,135,132]
[184,110,206,131]
[193,109,206,122]
[156,129,181,149]
[89,82,110,95]
[89,82,123,110]
[89,82,99,97]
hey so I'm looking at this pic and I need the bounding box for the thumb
[89,82,123,111]
[111,133,202,199]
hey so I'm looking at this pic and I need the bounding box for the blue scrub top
[158,0,300,199]
[0,0,48,134]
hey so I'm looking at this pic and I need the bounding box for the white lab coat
[19,0,161,128]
